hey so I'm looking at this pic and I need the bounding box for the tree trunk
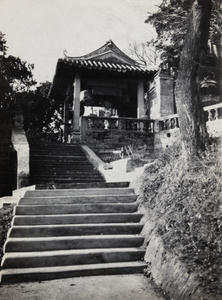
[215,37,222,100]
[175,0,212,163]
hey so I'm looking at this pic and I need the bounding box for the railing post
[214,108,218,120]
[208,110,213,121]
[154,120,160,133]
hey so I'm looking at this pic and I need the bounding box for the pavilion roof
[61,40,156,75]
[49,40,157,99]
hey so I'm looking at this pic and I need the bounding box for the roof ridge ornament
[63,49,68,58]
[107,39,114,48]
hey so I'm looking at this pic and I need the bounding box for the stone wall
[81,129,154,157]
[81,116,155,157]
[0,119,16,197]
[154,127,181,152]
[140,215,209,300]
[0,111,30,197]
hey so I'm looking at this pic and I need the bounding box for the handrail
[203,103,222,111]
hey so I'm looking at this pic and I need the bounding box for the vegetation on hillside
[140,137,222,298]
[0,204,15,264]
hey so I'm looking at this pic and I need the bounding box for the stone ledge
[0,185,36,208]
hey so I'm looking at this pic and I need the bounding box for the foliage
[19,81,63,142]
[0,32,63,140]
[0,204,15,264]
[21,82,62,132]
[145,0,222,74]
[141,138,222,298]
[0,31,36,123]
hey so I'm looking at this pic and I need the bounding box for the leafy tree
[0,32,62,139]
[0,31,36,121]
[146,0,221,78]
[146,0,222,162]
[18,82,63,142]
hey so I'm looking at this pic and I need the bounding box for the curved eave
[61,57,157,75]
[49,58,157,100]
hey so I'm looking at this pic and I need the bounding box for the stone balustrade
[158,114,179,131]
[81,116,155,133]
[204,103,222,137]
[203,103,222,121]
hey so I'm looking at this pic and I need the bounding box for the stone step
[4,235,144,252]
[35,182,130,189]
[9,223,143,237]
[29,170,101,175]
[1,248,145,269]
[31,150,85,155]
[0,180,146,283]
[0,261,147,283]
[30,178,105,184]
[30,160,89,165]
[30,166,97,171]
[30,148,87,153]
[30,143,82,148]
[30,178,104,183]
[30,143,82,149]
[30,156,88,162]
[19,194,138,205]
[15,203,139,215]
[30,147,84,151]
[30,176,104,182]
[30,166,97,172]
[30,166,96,171]
[25,188,134,197]
[30,161,92,165]
[30,174,104,180]
[30,149,84,153]
[13,213,143,225]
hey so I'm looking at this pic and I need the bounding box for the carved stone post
[12,111,30,189]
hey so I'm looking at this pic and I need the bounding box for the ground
[0,274,167,300]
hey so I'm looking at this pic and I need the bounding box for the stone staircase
[29,143,106,188]
[1,187,146,283]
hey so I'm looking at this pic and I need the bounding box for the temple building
[49,40,176,145]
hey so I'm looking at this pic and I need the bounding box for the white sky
[0,0,161,83]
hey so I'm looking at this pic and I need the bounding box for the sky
[0,0,161,84]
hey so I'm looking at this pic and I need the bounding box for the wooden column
[137,79,144,118]
[63,98,69,143]
[72,73,81,142]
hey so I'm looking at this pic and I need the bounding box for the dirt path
[0,274,167,300]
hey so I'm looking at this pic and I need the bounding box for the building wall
[148,73,175,119]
